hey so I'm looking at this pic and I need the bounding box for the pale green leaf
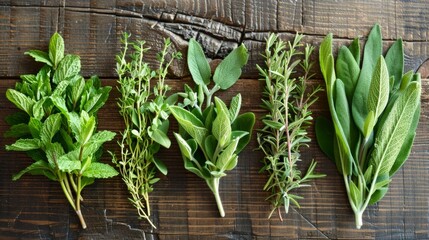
[174,133,193,160]
[228,93,241,122]
[187,38,211,86]
[49,32,65,68]
[153,157,168,175]
[385,39,404,92]
[213,44,248,90]
[26,50,52,66]
[40,113,62,145]
[336,46,360,101]
[149,126,171,148]
[170,106,208,145]
[369,82,420,175]
[367,56,389,120]
[81,162,118,178]
[53,54,81,84]
[212,97,231,148]
[57,156,81,173]
[6,89,35,115]
[352,24,382,133]
[217,138,239,170]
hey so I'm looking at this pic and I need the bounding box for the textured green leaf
[389,101,420,177]
[231,112,255,154]
[319,34,336,90]
[25,50,52,66]
[367,56,389,120]
[224,155,238,171]
[45,142,65,168]
[170,106,208,145]
[149,126,171,148]
[217,138,239,170]
[349,180,361,207]
[81,115,96,145]
[51,95,68,113]
[6,89,35,115]
[262,119,284,130]
[213,44,248,90]
[228,93,241,122]
[369,82,420,175]
[188,38,211,86]
[6,139,41,151]
[83,86,111,115]
[385,39,404,92]
[49,32,65,68]
[12,160,53,181]
[81,162,118,178]
[336,46,360,101]
[212,97,231,148]
[40,114,62,145]
[53,54,80,84]
[369,186,388,205]
[352,24,382,132]
[57,156,81,173]
[203,105,215,130]
[174,133,193,159]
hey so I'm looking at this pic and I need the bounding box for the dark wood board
[0,1,428,239]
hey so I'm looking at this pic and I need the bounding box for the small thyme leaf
[112,33,181,229]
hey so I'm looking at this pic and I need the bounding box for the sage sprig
[5,33,118,229]
[257,33,325,220]
[170,39,255,217]
[316,24,421,229]
[111,33,182,228]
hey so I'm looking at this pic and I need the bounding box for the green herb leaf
[385,39,404,92]
[228,93,241,122]
[367,56,389,120]
[212,97,232,148]
[336,46,359,100]
[149,126,171,148]
[12,160,53,181]
[81,162,118,178]
[170,106,208,145]
[49,32,65,68]
[40,113,62,145]
[26,50,53,66]
[188,38,211,86]
[6,139,41,151]
[153,158,168,175]
[213,44,248,90]
[315,116,335,161]
[6,89,35,115]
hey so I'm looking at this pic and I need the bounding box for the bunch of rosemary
[112,33,182,228]
[256,33,325,220]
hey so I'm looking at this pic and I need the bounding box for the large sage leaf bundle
[257,33,325,220]
[5,33,118,229]
[111,34,181,228]
[170,39,255,217]
[316,24,421,229]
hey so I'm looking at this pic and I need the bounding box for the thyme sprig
[112,33,182,228]
[257,33,325,220]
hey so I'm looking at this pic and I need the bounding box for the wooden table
[1,1,428,239]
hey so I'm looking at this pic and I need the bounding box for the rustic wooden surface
[0,1,428,239]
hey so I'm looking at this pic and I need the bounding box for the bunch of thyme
[112,33,182,228]
[256,33,325,220]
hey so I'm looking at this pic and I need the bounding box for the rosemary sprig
[256,33,325,220]
[111,33,182,228]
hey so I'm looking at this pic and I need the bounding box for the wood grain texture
[0,0,428,239]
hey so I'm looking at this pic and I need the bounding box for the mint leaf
[6,139,41,151]
[82,162,118,178]
[49,32,65,68]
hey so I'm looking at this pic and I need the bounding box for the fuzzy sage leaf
[316,24,421,229]
[171,39,254,217]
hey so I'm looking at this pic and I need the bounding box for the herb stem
[75,175,86,229]
[208,177,225,217]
